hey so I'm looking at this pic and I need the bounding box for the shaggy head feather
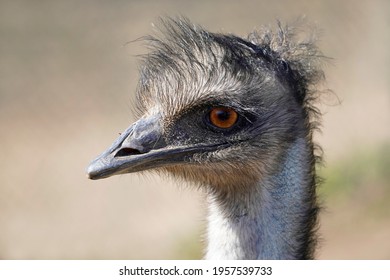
[134,17,324,191]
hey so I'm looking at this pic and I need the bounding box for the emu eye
[209,107,238,129]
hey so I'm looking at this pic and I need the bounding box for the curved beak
[87,115,224,180]
[87,115,166,180]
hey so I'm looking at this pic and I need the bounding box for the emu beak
[87,115,167,180]
[87,115,219,180]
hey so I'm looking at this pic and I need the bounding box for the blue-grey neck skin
[205,138,316,259]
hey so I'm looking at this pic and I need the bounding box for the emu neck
[205,138,317,259]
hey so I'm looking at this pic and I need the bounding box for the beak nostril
[114,148,143,158]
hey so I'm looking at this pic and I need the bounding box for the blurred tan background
[0,0,389,259]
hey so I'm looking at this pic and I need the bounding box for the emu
[87,18,324,259]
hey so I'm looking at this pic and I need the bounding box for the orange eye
[209,107,238,129]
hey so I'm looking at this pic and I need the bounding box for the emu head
[87,18,322,189]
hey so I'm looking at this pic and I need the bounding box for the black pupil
[216,110,230,121]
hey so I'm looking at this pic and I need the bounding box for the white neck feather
[205,138,313,259]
